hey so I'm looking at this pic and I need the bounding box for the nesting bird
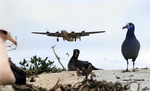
[68,49,99,71]
[121,23,140,71]
[0,29,26,85]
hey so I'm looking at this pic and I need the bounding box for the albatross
[0,29,26,85]
[68,49,99,71]
[121,23,140,72]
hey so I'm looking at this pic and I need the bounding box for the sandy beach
[1,68,150,91]
[28,68,150,91]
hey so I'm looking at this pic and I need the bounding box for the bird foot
[76,68,83,76]
[122,69,130,72]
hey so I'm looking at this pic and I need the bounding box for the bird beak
[75,52,79,57]
[0,29,17,45]
[122,25,128,29]
[9,36,17,46]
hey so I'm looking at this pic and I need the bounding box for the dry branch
[51,45,65,69]
[124,81,140,91]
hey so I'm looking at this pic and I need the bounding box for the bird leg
[76,68,82,76]
[133,61,135,72]
[125,61,130,72]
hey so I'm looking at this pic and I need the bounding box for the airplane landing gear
[75,38,76,42]
[63,37,65,41]
[57,37,59,42]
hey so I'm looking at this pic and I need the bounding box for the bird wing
[68,31,105,37]
[74,60,90,69]
[32,31,62,37]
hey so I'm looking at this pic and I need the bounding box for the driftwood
[124,81,140,91]
[49,76,128,91]
[12,84,47,91]
[51,45,65,69]
[122,78,145,82]
[49,78,64,91]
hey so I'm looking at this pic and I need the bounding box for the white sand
[28,68,150,91]
[1,68,150,91]
[28,71,85,89]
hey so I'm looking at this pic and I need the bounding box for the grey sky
[1,0,150,70]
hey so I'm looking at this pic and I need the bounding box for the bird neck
[71,56,78,60]
[0,37,16,85]
[126,28,136,39]
[0,38,8,62]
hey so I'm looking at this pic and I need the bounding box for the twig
[133,79,145,81]
[7,43,17,51]
[49,78,64,91]
[73,82,82,88]
[124,81,140,91]
[53,78,61,89]
[51,45,65,69]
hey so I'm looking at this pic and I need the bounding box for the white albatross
[0,29,17,85]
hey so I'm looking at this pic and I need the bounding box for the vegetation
[19,55,66,76]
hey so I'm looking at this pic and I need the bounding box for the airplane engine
[46,31,50,34]
[55,31,59,36]
[71,31,76,39]
[56,31,59,34]
[82,31,85,35]
[71,31,75,34]
[71,31,76,36]
[46,31,51,36]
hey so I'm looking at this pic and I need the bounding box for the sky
[0,0,150,70]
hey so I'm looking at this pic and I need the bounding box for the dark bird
[9,58,26,85]
[121,22,140,71]
[68,49,100,71]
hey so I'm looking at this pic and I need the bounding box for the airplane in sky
[32,30,105,42]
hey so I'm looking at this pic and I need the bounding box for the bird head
[0,29,17,45]
[73,49,80,58]
[122,22,135,30]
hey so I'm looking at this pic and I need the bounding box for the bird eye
[0,30,7,35]
[128,23,133,26]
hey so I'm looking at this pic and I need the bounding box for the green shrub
[19,55,66,76]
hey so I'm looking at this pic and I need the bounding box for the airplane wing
[68,31,105,37]
[32,31,62,37]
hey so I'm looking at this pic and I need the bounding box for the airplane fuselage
[61,30,73,41]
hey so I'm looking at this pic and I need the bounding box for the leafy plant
[19,55,66,76]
